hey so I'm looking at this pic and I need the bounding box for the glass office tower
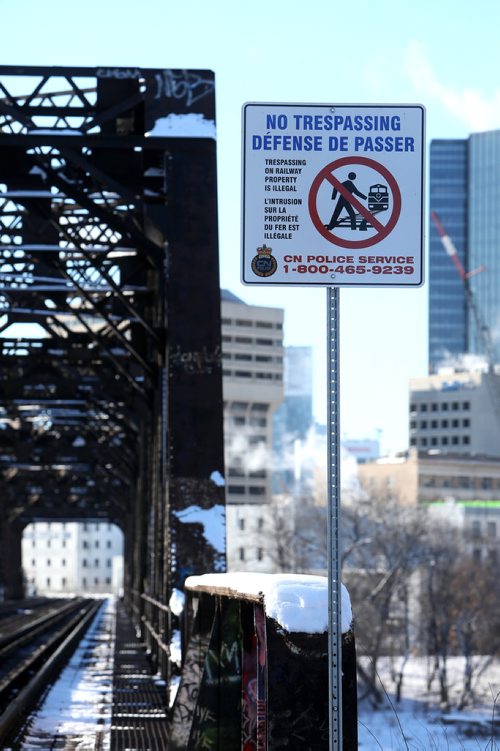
[429,130,500,372]
[468,131,500,359]
[428,139,468,372]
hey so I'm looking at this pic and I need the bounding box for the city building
[272,346,314,495]
[429,130,500,372]
[342,438,380,465]
[409,369,500,457]
[221,290,284,572]
[221,289,284,505]
[22,521,124,595]
[358,448,500,505]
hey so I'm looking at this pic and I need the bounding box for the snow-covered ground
[358,656,500,750]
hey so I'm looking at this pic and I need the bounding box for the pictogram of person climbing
[324,171,366,231]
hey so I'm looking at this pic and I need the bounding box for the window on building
[441,420,448,428]
[459,476,470,488]
[94,559,99,567]
[420,404,428,412]
[47,540,51,548]
[420,420,428,429]
[258,517,264,531]
[462,436,470,445]
[431,403,438,412]
[228,485,245,494]
[481,478,493,490]
[249,487,265,496]
[473,548,481,563]
[256,321,273,328]
[94,577,99,585]
[62,577,66,587]
[31,559,36,566]
[472,521,481,538]
[46,578,51,587]
[95,540,100,548]
[83,541,89,549]
[452,436,459,445]
[487,521,497,539]
[47,559,51,567]
[488,549,498,564]
[235,353,252,361]
[238,518,245,531]
[462,418,470,428]
[256,338,273,346]
[410,421,417,430]
[82,558,88,567]
[239,548,245,561]
[430,437,437,446]
[233,416,246,425]
[419,436,427,446]
[82,577,87,587]
[107,541,112,549]
[236,319,252,327]
[257,548,264,561]
[442,403,448,411]
[452,419,459,428]
[106,577,111,585]
[251,403,269,412]
[463,401,470,410]
[235,371,252,378]
[62,559,66,567]
[410,437,417,446]
[441,437,448,445]
[452,402,459,411]
[107,559,112,567]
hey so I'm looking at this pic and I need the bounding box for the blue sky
[3,0,500,453]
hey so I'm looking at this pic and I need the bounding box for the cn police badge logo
[251,244,278,277]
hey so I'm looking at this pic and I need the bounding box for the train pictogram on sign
[308,156,402,250]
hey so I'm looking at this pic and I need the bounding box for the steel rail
[0,599,102,746]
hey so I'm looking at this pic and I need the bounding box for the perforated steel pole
[327,285,342,751]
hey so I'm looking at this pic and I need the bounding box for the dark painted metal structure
[171,582,358,750]
[0,66,226,682]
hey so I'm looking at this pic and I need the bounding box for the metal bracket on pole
[327,285,342,750]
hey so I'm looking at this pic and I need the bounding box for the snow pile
[146,113,216,138]
[185,573,352,634]
[172,504,225,552]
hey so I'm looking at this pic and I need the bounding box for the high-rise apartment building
[220,290,284,572]
[221,290,284,506]
[429,130,500,371]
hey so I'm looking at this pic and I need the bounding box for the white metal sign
[242,103,425,287]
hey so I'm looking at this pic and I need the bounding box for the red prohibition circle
[308,156,402,249]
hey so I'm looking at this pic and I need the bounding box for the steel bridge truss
[0,66,226,684]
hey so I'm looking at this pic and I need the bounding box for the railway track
[0,597,103,747]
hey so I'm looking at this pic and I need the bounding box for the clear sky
[3,0,500,453]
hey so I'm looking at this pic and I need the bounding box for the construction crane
[431,210,500,426]
[431,211,495,372]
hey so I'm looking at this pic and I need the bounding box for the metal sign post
[241,101,425,750]
[327,285,342,750]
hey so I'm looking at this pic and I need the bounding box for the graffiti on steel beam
[153,70,215,108]
[169,344,221,375]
